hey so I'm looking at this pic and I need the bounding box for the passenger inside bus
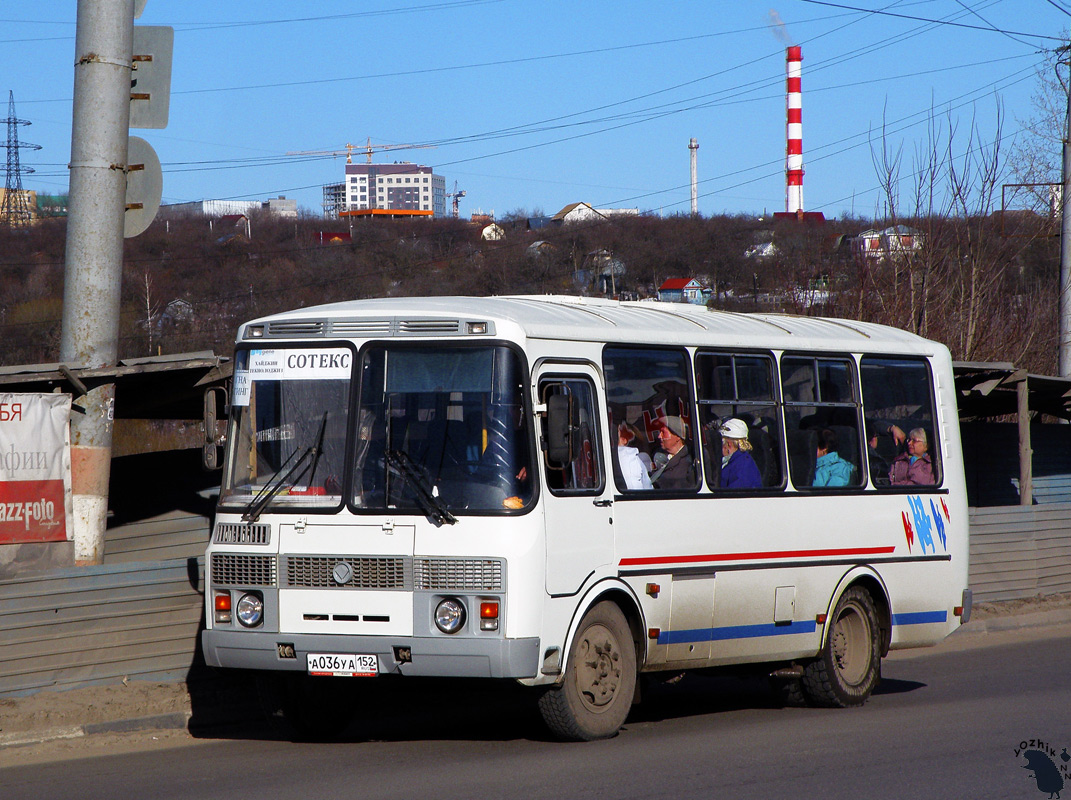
[866,426,893,485]
[889,427,935,486]
[650,416,696,489]
[616,422,653,490]
[718,417,762,489]
[813,427,854,487]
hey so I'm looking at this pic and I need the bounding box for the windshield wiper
[385,448,457,526]
[242,413,328,523]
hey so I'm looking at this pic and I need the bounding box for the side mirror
[545,392,573,466]
[202,386,227,470]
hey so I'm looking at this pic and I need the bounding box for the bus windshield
[353,345,534,515]
[221,346,353,515]
[219,343,535,517]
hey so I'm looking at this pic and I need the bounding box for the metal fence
[0,504,1068,697]
[967,503,1071,602]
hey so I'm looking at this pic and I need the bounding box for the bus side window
[694,351,783,490]
[860,356,940,488]
[603,346,699,493]
[539,378,604,495]
[781,355,865,489]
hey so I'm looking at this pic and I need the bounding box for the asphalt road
[3,624,1068,800]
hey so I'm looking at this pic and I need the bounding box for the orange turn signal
[214,592,232,612]
[480,601,499,619]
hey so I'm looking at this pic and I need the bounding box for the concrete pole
[688,138,699,216]
[1059,42,1071,377]
[1016,374,1033,506]
[59,0,134,564]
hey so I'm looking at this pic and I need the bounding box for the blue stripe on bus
[891,610,948,625]
[657,620,817,645]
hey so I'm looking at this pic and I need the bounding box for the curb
[953,608,1071,636]
[0,711,192,750]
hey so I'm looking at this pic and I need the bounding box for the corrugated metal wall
[104,509,212,564]
[0,504,1068,697]
[0,558,204,696]
[967,503,1071,601]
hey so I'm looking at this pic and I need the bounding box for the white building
[553,202,639,225]
[853,225,924,261]
[340,162,446,218]
[160,197,298,219]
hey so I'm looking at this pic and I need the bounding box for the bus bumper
[202,629,540,680]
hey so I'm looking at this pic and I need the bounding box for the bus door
[535,363,612,597]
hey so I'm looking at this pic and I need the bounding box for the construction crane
[287,139,435,164]
[447,180,466,219]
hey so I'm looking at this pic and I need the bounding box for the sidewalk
[2,592,1069,750]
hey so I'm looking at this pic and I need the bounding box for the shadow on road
[183,667,885,744]
[872,677,926,696]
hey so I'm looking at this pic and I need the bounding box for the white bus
[201,295,970,741]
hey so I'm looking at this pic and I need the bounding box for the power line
[799,0,1064,41]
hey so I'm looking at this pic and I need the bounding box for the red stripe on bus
[619,546,896,567]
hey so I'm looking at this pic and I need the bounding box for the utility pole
[1060,42,1071,377]
[59,0,134,564]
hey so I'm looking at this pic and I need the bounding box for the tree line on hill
[0,205,1057,373]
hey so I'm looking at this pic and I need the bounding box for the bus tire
[538,601,637,741]
[801,586,881,708]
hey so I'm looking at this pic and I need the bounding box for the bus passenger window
[781,355,865,489]
[603,346,700,493]
[694,352,782,490]
[860,357,940,488]
[539,379,603,495]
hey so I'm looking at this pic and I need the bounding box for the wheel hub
[575,624,621,707]
[832,605,869,685]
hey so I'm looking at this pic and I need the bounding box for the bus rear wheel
[538,601,637,741]
[801,586,881,708]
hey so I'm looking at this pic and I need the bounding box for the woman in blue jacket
[719,418,762,489]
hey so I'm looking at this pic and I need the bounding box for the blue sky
[2,1,1066,220]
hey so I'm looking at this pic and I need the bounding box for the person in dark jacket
[650,415,696,490]
[719,417,762,489]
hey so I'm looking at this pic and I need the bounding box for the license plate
[306,653,378,677]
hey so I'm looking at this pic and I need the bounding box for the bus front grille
[213,523,271,545]
[414,558,504,591]
[284,556,408,589]
[212,553,278,587]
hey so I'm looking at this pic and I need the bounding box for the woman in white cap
[719,417,762,489]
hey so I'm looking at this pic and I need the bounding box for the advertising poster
[0,393,73,544]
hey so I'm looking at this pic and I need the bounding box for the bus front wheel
[538,601,637,741]
[801,586,881,708]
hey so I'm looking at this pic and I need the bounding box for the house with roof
[658,278,708,304]
[853,225,924,260]
[553,202,641,225]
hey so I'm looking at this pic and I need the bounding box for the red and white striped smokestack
[785,45,804,214]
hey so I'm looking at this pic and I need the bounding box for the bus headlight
[236,592,264,627]
[434,598,466,634]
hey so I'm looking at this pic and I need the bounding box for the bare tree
[141,271,160,356]
[1009,39,1068,216]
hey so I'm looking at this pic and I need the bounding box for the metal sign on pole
[125,135,162,238]
[129,26,173,130]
